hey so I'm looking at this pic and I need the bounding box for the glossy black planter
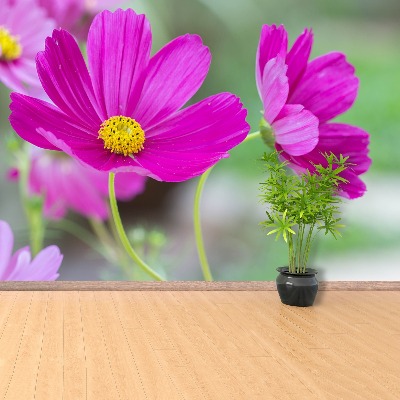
[276,267,318,307]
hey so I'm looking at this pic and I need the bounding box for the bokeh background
[1,0,399,280]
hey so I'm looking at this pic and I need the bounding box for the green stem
[193,167,214,281]
[243,131,261,144]
[296,223,305,273]
[193,131,261,281]
[287,234,295,273]
[17,146,45,256]
[108,173,164,281]
[302,223,315,273]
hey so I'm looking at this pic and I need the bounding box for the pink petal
[0,221,14,279]
[85,166,147,200]
[289,52,359,123]
[10,93,96,151]
[35,133,151,177]
[0,63,26,93]
[271,105,319,156]
[318,123,371,174]
[87,9,152,119]
[1,246,28,280]
[135,93,249,182]
[276,122,371,199]
[134,34,211,129]
[29,156,68,219]
[56,164,109,220]
[286,28,313,89]
[24,245,62,281]
[256,24,288,96]
[8,58,40,87]
[4,248,31,281]
[36,29,102,128]
[261,56,288,123]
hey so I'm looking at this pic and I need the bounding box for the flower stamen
[0,27,22,62]
[98,116,145,157]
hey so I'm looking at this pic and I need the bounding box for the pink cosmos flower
[10,9,249,182]
[13,147,147,220]
[0,220,62,280]
[257,25,371,198]
[0,0,55,92]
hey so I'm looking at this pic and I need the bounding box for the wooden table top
[0,282,399,399]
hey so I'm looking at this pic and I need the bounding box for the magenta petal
[256,24,288,96]
[10,93,96,151]
[36,29,102,128]
[135,34,211,129]
[276,122,371,199]
[88,168,147,200]
[135,93,249,182]
[87,9,152,119]
[272,105,319,156]
[289,52,359,123]
[0,221,14,279]
[36,134,152,177]
[57,165,109,220]
[261,56,288,123]
[286,28,313,89]
[318,123,371,175]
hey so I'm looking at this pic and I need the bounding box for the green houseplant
[260,151,351,306]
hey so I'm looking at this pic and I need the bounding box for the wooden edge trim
[0,281,399,291]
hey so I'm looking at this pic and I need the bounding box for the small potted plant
[259,151,351,307]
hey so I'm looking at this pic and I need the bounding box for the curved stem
[108,173,164,281]
[193,167,214,281]
[243,131,261,143]
[193,130,261,281]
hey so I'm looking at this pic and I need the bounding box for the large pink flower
[257,25,371,198]
[0,0,55,92]
[0,220,62,280]
[10,9,249,182]
[21,147,147,220]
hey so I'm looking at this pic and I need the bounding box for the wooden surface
[0,280,399,291]
[0,290,399,399]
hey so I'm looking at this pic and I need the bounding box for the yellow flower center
[0,27,22,62]
[98,116,145,157]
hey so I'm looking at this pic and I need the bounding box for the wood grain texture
[0,290,399,399]
[0,280,399,291]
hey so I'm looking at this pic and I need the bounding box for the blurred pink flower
[10,9,249,182]
[257,24,371,198]
[36,0,125,40]
[0,0,55,92]
[11,147,147,220]
[0,220,62,280]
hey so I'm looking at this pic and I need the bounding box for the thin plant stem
[193,167,214,281]
[17,146,45,256]
[106,216,136,280]
[302,223,315,273]
[193,131,261,281]
[108,173,164,281]
[287,233,295,273]
[296,223,305,273]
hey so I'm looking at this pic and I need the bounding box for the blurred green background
[1,0,399,280]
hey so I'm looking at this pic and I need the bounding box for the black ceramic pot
[276,267,318,307]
